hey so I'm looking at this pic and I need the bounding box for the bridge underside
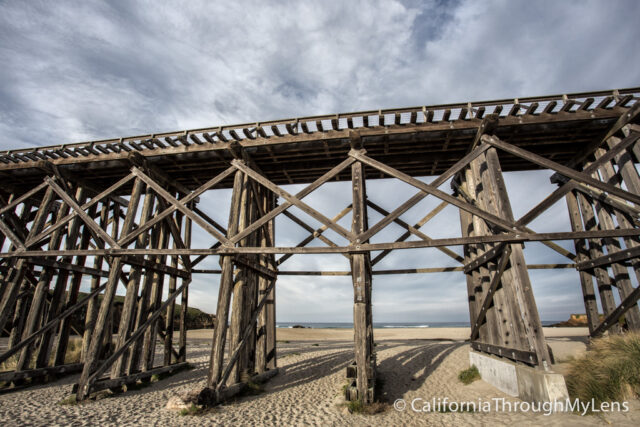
[1,87,639,404]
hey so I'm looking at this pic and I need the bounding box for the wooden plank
[0,187,55,333]
[592,146,640,329]
[178,214,192,363]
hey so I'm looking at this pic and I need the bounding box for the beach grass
[458,365,480,385]
[565,331,640,406]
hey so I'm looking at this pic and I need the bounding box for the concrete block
[469,350,518,396]
[469,350,569,402]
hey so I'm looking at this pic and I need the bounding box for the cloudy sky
[1,0,639,323]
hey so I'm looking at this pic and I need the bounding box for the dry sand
[0,327,638,426]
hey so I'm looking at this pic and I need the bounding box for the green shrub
[458,365,480,385]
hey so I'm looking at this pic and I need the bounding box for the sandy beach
[0,327,638,426]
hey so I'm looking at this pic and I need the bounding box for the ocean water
[276,321,561,329]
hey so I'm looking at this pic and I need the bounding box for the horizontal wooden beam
[73,362,190,395]
[0,363,83,382]
[471,341,538,365]
[576,245,640,271]
[4,228,640,257]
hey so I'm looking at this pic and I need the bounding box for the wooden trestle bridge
[1,87,639,404]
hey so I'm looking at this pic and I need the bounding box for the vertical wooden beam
[228,172,253,384]
[458,182,485,342]
[350,149,375,403]
[53,206,94,366]
[265,192,277,370]
[485,148,551,367]
[82,200,111,362]
[77,178,144,400]
[575,191,622,334]
[7,200,34,350]
[0,186,55,334]
[126,191,157,374]
[112,184,155,377]
[178,211,192,363]
[565,191,600,334]
[465,160,505,347]
[478,151,528,354]
[592,146,640,330]
[36,186,88,368]
[142,220,168,371]
[164,209,183,366]
[256,188,269,374]
[207,169,243,388]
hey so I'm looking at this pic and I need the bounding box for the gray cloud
[1,0,638,322]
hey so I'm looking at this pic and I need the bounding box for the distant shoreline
[186,326,589,342]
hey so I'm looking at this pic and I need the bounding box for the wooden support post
[164,209,183,366]
[464,160,506,347]
[484,148,551,367]
[0,186,54,335]
[82,200,111,362]
[36,186,88,369]
[53,208,93,366]
[126,191,157,374]
[76,178,143,400]
[565,191,600,334]
[7,200,34,350]
[228,172,256,384]
[349,144,375,403]
[207,169,243,388]
[112,183,155,377]
[459,180,487,343]
[142,220,169,371]
[592,146,640,330]
[575,191,623,334]
[178,211,192,363]
[265,192,277,370]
